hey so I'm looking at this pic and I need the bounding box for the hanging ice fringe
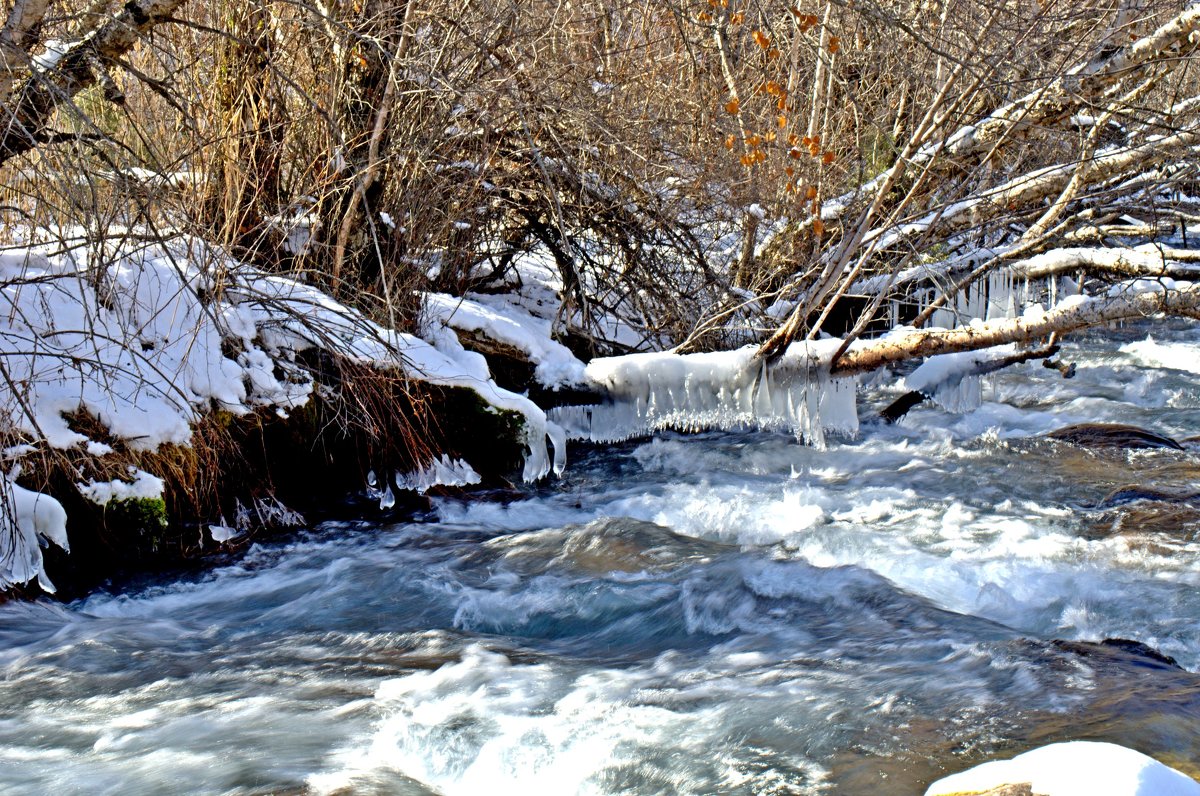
[551,340,858,447]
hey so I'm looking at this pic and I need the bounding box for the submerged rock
[1052,637,1183,671]
[1099,486,1200,508]
[925,741,1200,796]
[1046,423,1184,451]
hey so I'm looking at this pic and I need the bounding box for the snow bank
[423,293,587,388]
[924,741,1200,796]
[0,239,312,451]
[0,235,569,589]
[552,339,858,447]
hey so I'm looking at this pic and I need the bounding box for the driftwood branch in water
[878,342,1062,423]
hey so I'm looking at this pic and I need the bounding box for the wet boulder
[1051,637,1183,671]
[1045,423,1184,451]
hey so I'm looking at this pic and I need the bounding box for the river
[2,321,1200,795]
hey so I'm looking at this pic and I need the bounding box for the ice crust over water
[552,340,858,446]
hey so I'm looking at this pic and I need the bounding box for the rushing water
[3,322,1200,795]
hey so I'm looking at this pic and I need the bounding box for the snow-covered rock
[924,741,1200,796]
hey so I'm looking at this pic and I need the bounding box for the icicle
[379,483,395,509]
[396,455,482,494]
[550,342,859,446]
[902,347,1017,415]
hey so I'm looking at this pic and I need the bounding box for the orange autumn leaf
[821,150,836,164]
[812,219,825,236]
[828,36,840,53]
[740,153,754,166]
[746,133,762,147]
[768,47,781,59]
[753,30,771,49]
[788,133,800,146]
[777,115,788,128]
[765,80,782,96]
[724,134,736,150]
[697,10,712,22]
[785,166,795,176]
[724,98,740,114]
[805,185,817,199]
[730,10,744,24]
[788,148,802,159]
[776,97,788,111]
[764,130,776,142]
[808,142,821,156]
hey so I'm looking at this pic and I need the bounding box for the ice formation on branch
[0,480,68,592]
[902,345,1019,413]
[552,340,858,447]
[924,267,1020,328]
[396,455,482,494]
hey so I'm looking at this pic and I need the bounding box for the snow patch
[423,293,587,388]
[77,469,165,505]
[924,741,1200,796]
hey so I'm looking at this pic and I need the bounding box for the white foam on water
[1120,336,1200,375]
[308,644,831,796]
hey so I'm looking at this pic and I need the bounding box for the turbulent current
[3,321,1200,795]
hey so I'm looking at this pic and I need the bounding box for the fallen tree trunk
[831,279,1200,375]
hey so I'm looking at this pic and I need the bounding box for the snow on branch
[833,278,1200,375]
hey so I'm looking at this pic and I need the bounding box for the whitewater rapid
[1,321,1199,794]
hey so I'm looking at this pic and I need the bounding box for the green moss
[433,386,527,476]
[919,242,951,264]
[103,496,170,553]
[858,124,897,182]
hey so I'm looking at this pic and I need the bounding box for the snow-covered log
[833,279,1200,375]
[551,339,858,448]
